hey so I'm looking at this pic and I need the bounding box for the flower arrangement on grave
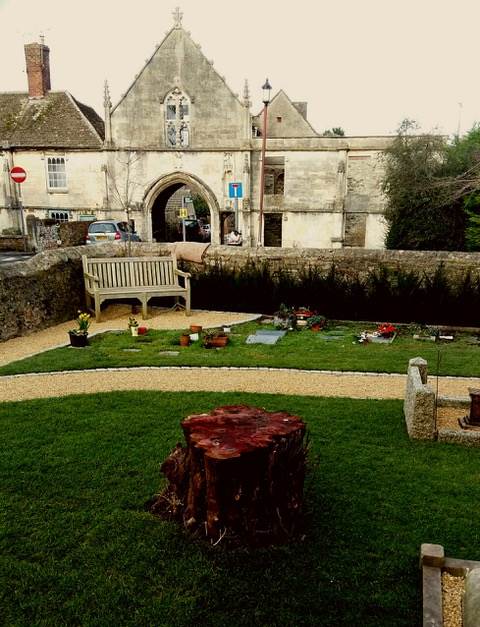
[377,323,397,338]
[70,311,91,336]
[128,316,139,337]
[203,328,228,348]
[128,316,139,329]
[273,304,297,330]
[306,315,327,331]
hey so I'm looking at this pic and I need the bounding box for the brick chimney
[24,41,51,98]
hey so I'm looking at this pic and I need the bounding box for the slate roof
[0,91,104,149]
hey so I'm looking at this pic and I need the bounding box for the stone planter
[68,332,89,347]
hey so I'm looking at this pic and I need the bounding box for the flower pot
[204,336,228,348]
[190,324,202,334]
[130,326,139,337]
[68,331,88,347]
[179,334,191,347]
[310,324,323,332]
[138,327,148,335]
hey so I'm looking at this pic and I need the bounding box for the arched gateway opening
[144,173,220,244]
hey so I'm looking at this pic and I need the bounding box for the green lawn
[1,321,479,377]
[1,391,480,626]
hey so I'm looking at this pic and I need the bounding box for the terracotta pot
[190,324,203,333]
[179,334,191,347]
[69,331,88,347]
[205,335,228,348]
[310,324,323,332]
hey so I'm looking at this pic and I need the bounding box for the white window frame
[48,210,69,222]
[46,155,68,192]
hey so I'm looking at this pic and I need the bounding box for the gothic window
[48,210,69,222]
[165,89,191,147]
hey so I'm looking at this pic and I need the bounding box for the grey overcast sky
[0,0,478,137]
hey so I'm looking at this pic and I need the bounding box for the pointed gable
[255,90,318,138]
[111,26,248,149]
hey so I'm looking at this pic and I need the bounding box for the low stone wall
[0,242,171,341]
[403,357,436,440]
[3,243,480,342]
[199,246,480,282]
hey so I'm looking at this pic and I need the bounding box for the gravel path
[1,305,480,403]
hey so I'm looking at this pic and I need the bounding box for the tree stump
[150,405,307,547]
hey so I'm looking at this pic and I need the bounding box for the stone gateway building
[0,9,391,249]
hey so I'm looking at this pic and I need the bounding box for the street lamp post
[257,78,272,246]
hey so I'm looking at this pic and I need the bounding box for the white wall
[282,212,343,248]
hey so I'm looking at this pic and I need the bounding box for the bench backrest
[82,256,178,289]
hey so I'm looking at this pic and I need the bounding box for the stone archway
[143,172,221,244]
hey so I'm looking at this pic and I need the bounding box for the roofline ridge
[65,91,104,144]
[111,27,245,114]
[111,27,177,114]
[254,88,319,136]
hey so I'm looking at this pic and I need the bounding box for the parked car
[86,220,140,244]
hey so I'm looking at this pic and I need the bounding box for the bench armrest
[84,271,100,283]
[174,269,191,279]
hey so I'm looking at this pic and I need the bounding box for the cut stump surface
[151,405,307,547]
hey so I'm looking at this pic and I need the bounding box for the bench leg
[95,296,101,323]
[142,296,148,320]
[185,291,191,316]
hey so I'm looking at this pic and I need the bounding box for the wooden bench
[82,255,191,322]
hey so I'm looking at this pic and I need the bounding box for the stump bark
[150,405,307,547]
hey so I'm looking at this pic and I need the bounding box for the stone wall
[199,246,480,283]
[3,243,480,342]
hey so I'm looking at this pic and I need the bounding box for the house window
[48,210,69,222]
[165,89,190,147]
[47,156,67,190]
[264,156,285,195]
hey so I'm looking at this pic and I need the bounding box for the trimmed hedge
[191,261,480,326]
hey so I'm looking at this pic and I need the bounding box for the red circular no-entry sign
[10,166,27,184]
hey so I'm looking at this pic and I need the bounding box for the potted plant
[306,315,327,331]
[179,331,191,347]
[128,316,139,337]
[273,304,297,330]
[68,311,91,347]
[203,329,229,348]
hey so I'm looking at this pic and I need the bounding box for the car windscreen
[89,223,116,233]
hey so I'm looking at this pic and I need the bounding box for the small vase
[69,331,88,347]
[130,326,139,337]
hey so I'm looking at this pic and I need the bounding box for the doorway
[264,213,282,247]
[151,184,211,243]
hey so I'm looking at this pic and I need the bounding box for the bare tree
[106,151,143,256]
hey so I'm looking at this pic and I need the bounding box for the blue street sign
[228,182,243,198]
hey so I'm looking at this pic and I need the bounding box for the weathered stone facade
[1,10,392,249]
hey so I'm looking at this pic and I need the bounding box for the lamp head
[262,78,272,105]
